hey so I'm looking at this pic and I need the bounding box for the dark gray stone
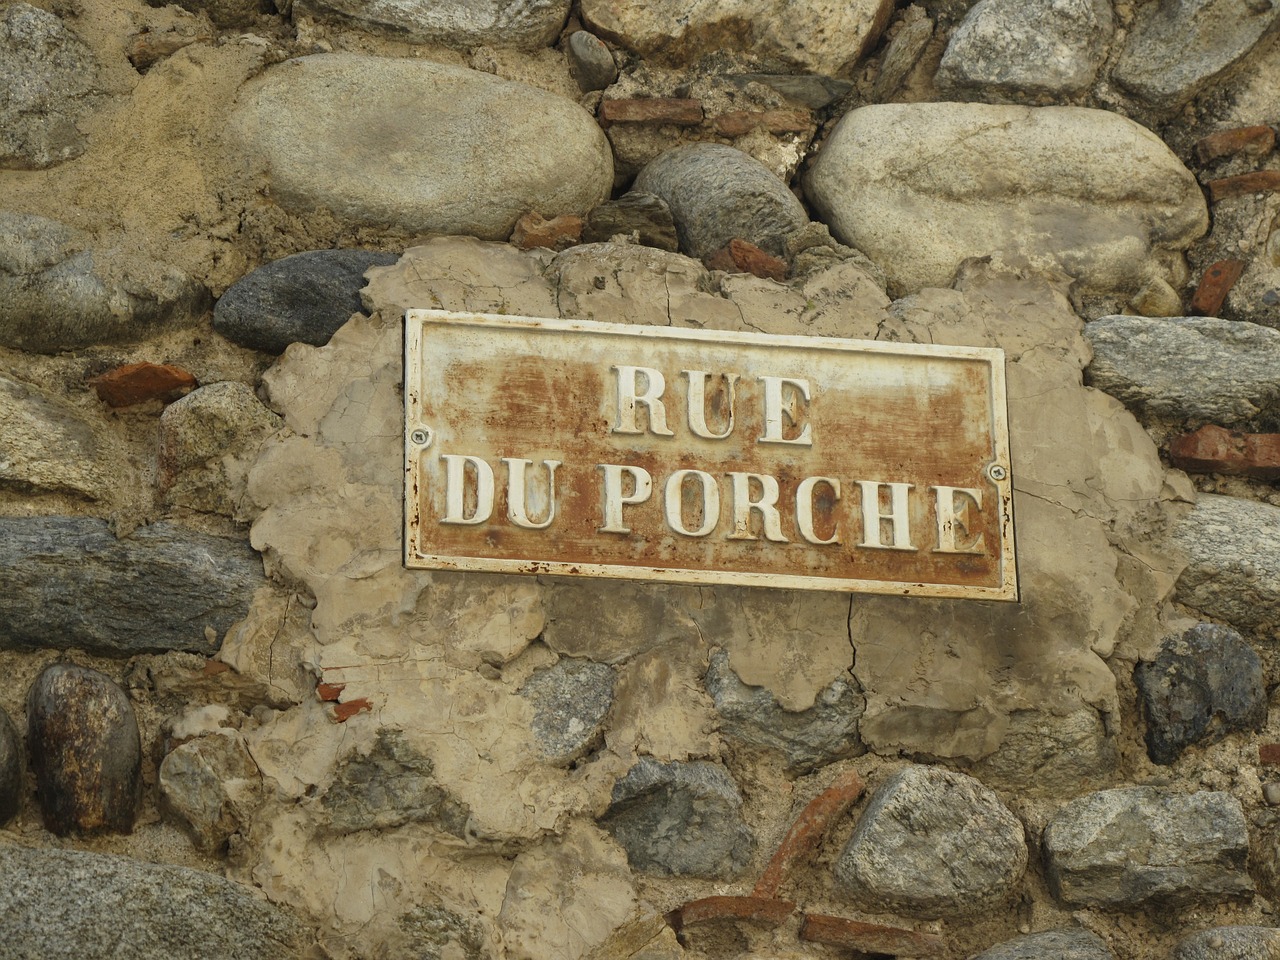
[567,30,616,92]
[0,4,98,169]
[632,143,809,259]
[0,706,19,826]
[321,730,470,836]
[936,0,1112,100]
[520,659,615,763]
[583,192,679,250]
[704,651,863,774]
[1112,0,1280,109]
[601,757,754,879]
[0,516,264,656]
[1085,316,1280,429]
[1044,787,1252,907]
[834,765,1027,917]
[730,73,854,110]
[1173,494,1280,633]
[213,249,399,353]
[0,844,309,959]
[0,211,208,353]
[972,928,1115,960]
[1136,623,1266,765]
[27,664,141,836]
[1174,926,1280,960]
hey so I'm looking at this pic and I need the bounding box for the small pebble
[1263,782,1280,806]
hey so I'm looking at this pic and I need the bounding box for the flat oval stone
[27,664,142,835]
[0,704,19,826]
[228,54,613,238]
[633,143,809,259]
[805,103,1207,297]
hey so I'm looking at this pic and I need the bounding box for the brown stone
[667,896,795,932]
[1168,424,1280,481]
[27,664,141,836]
[729,238,788,282]
[598,98,703,127]
[511,211,584,251]
[712,108,814,138]
[1189,260,1246,317]
[1195,125,1276,166]
[799,914,945,955]
[1260,743,1280,765]
[126,25,213,72]
[1206,170,1280,202]
[91,362,197,407]
[753,768,865,897]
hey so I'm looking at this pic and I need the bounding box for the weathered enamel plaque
[405,310,1016,600]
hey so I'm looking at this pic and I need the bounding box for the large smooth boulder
[805,104,1207,296]
[228,55,613,238]
[580,0,893,75]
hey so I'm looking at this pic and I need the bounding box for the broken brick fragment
[704,239,789,282]
[1169,424,1280,481]
[753,768,865,898]
[712,108,814,138]
[1195,125,1276,166]
[598,98,703,127]
[1206,170,1280,202]
[799,914,945,956]
[1189,260,1246,317]
[1260,743,1280,765]
[316,681,346,702]
[667,896,795,933]
[511,211,584,251]
[91,362,197,407]
[332,698,372,722]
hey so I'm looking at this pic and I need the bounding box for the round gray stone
[0,211,208,353]
[228,54,613,238]
[0,516,265,656]
[1044,787,1252,907]
[1174,927,1280,960]
[292,0,571,48]
[601,757,755,879]
[520,658,615,763]
[1085,316,1280,430]
[0,705,19,827]
[972,928,1115,960]
[27,664,141,836]
[936,0,1112,100]
[567,30,617,92]
[0,844,309,959]
[214,249,399,353]
[633,143,809,259]
[704,650,864,774]
[0,4,99,169]
[1135,623,1265,766]
[834,765,1027,917]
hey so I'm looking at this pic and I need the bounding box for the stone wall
[0,0,1278,958]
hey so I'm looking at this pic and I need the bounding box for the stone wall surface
[0,0,1278,958]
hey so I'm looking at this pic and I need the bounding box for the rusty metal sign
[405,310,1016,600]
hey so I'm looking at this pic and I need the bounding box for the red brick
[753,768,865,898]
[729,238,788,282]
[598,98,703,127]
[1206,170,1280,202]
[1189,260,1246,317]
[1169,424,1280,481]
[713,108,814,138]
[202,660,230,676]
[316,681,346,702]
[333,698,372,722]
[1195,125,1276,166]
[511,212,583,251]
[667,896,795,933]
[800,914,945,956]
[91,362,197,407]
[1260,743,1280,765]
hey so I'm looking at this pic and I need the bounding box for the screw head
[988,463,1008,482]
[410,428,431,446]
